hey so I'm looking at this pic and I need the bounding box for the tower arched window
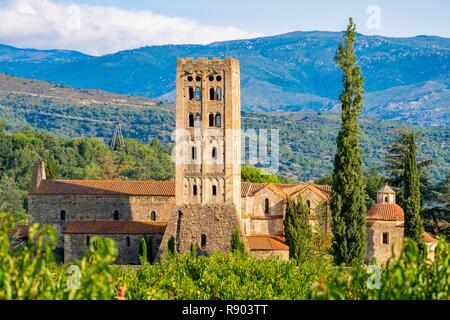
[212,147,217,160]
[384,196,389,202]
[209,87,215,100]
[195,87,201,101]
[194,113,201,127]
[201,234,207,248]
[209,113,214,127]
[212,185,217,196]
[60,210,66,221]
[193,185,198,196]
[150,211,156,221]
[188,87,194,100]
[113,210,120,221]
[191,146,197,160]
[189,114,194,127]
[264,198,270,214]
[215,113,221,127]
[216,87,222,101]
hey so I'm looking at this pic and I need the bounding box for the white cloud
[0,0,264,55]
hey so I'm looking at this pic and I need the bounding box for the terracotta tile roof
[247,214,284,220]
[32,180,175,196]
[64,220,167,234]
[366,203,404,221]
[287,184,330,201]
[247,234,289,251]
[31,179,330,200]
[423,232,438,244]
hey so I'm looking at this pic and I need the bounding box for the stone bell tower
[160,57,244,256]
[174,57,241,210]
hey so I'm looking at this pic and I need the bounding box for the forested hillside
[1,74,448,182]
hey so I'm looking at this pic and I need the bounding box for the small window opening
[201,234,207,248]
[189,114,194,127]
[126,236,131,248]
[264,198,270,214]
[209,113,214,127]
[195,87,201,101]
[192,146,197,160]
[193,185,198,196]
[194,113,201,127]
[385,196,389,202]
[215,113,221,127]
[306,200,311,208]
[196,75,201,82]
[113,210,120,220]
[188,87,194,100]
[60,210,66,221]
[187,76,193,82]
[382,232,389,245]
[209,87,215,100]
[212,147,217,160]
[150,211,156,221]
[216,87,222,101]
[208,75,214,81]
[216,75,222,81]
[212,185,217,196]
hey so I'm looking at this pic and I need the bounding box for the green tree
[231,228,245,253]
[139,237,148,263]
[284,196,312,264]
[241,166,280,183]
[331,18,367,265]
[402,131,426,254]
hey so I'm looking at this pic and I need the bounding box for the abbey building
[27,57,436,265]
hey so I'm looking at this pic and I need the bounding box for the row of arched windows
[188,113,221,128]
[187,75,222,82]
[192,184,218,197]
[188,87,222,101]
[191,146,218,161]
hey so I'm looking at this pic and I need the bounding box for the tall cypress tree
[284,196,312,264]
[331,18,367,265]
[402,131,426,254]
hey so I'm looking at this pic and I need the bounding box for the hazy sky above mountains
[0,0,448,55]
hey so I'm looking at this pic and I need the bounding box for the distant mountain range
[0,31,449,125]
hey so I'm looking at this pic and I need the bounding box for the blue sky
[0,0,448,55]
[59,0,450,37]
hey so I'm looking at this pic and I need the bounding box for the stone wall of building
[250,250,289,260]
[29,194,174,248]
[250,217,284,235]
[64,233,163,265]
[365,221,404,265]
[158,203,245,257]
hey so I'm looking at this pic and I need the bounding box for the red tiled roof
[31,179,331,199]
[366,203,404,221]
[247,234,289,251]
[64,220,167,234]
[32,180,175,196]
[423,232,438,244]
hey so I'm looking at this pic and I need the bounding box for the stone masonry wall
[64,233,163,265]
[365,221,403,265]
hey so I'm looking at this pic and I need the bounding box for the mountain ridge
[0,31,449,125]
